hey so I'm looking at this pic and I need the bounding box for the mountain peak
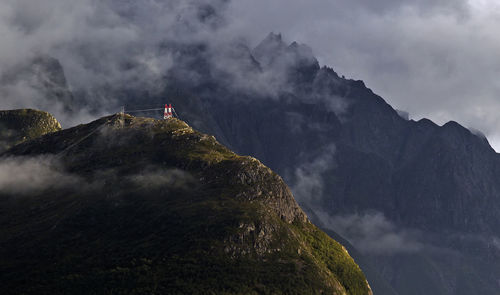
[265,32,283,43]
[288,41,318,65]
[252,32,288,64]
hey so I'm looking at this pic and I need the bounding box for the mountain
[10,32,500,294]
[126,34,500,294]
[0,56,76,113]
[151,34,500,295]
[0,112,372,295]
[0,109,61,153]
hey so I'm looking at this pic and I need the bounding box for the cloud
[291,144,336,203]
[2,0,500,151]
[127,168,196,190]
[0,155,81,195]
[0,154,197,196]
[396,110,410,121]
[225,0,500,150]
[0,0,222,126]
[492,236,500,251]
[315,210,424,254]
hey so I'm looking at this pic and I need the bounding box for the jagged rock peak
[253,32,288,61]
[252,32,320,72]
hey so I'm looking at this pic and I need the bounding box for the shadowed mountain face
[0,113,371,295]
[10,32,500,294]
[160,33,500,235]
[152,33,500,295]
[1,56,76,112]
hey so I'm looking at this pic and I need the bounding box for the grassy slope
[0,114,371,295]
[0,109,61,152]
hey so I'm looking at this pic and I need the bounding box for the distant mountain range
[3,31,500,294]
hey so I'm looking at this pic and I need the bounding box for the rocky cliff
[0,112,371,295]
[135,33,500,295]
[10,31,500,294]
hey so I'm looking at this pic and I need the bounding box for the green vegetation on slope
[0,108,61,152]
[0,113,371,295]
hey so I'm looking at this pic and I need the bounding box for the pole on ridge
[119,106,125,127]
[164,104,173,119]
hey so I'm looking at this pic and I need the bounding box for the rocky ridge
[0,111,371,295]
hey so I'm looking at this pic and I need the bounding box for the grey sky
[227,0,500,150]
[1,0,500,149]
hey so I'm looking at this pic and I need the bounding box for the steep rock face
[0,113,371,295]
[0,109,61,152]
[138,36,500,295]
[150,34,500,236]
[16,33,500,294]
[1,56,76,112]
[392,121,500,231]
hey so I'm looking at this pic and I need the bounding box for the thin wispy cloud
[0,155,81,195]
[315,210,424,254]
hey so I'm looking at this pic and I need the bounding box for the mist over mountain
[174,33,500,295]
[0,112,372,294]
[2,1,500,294]
[4,0,500,146]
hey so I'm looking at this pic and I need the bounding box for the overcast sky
[228,0,500,150]
[1,0,500,149]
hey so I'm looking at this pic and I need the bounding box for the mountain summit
[0,111,371,295]
[156,33,500,295]
[7,31,500,294]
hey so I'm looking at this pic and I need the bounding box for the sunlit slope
[0,109,61,152]
[0,113,371,295]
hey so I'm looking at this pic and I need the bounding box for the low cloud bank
[291,144,336,203]
[316,210,424,255]
[0,155,81,195]
[127,168,196,190]
[0,153,197,196]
